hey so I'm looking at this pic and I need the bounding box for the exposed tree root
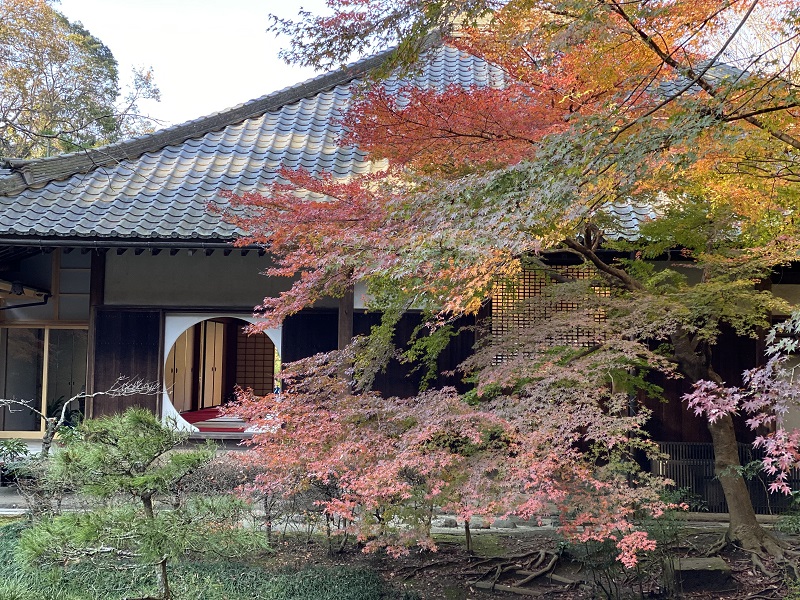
[697,527,800,590]
[466,550,570,596]
[727,525,793,577]
[781,557,800,581]
[528,549,547,570]
[749,553,777,579]
[466,549,549,578]
[703,534,728,557]
[705,524,791,576]
[745,585,784,599]
[514,553,559,586]
[399,559,461,580]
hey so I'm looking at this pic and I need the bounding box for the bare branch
[0,376,161,457]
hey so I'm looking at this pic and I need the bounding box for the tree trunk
[707,414,783,553]
[142,493,155,519]
[156,557,171,600]
[707,415,752,532]
[672,330,783,555]
[142,494,172,599]
[40,418,56,458]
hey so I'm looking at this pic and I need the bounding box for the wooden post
[85,249,106,416]
[338,283,354,351]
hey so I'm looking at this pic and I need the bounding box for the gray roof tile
[0,43,508,242]
[0,43,662,244]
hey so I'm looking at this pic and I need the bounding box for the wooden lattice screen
[235,330,275,396]
[491,265,609,354]
[652,442,798,514]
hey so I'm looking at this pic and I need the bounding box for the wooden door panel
[92,310,161,417]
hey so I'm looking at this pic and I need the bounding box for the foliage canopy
[0,0,159,158]
[226,0,800,564]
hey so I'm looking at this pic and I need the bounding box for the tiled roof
[0,43,709,245]
[604,200,663,241]
[0,44,508,242]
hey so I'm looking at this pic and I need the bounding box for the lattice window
[491,265,609,356]
[235,330,275,396]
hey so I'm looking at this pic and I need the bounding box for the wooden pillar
[337,284,354,351]
[85,249,106,414]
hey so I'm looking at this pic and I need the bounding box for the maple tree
[225,0,800,566]
[232,332,677,563]
[0,0,159,158]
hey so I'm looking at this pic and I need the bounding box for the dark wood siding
[354,312,476,398]
[281,309,339,364]
[354,312,419,398]
[642,328,759,444]
[642,375,712,444]
[281,309,476,398]
[90,309,162,417]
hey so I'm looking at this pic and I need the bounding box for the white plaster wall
[161,313,281,429]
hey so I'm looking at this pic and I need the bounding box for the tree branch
[603,0,800,152]
[0,377,161,457]
[524,256,578,284]
[562,237,645,292]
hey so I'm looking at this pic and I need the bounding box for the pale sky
[57,0,328,128]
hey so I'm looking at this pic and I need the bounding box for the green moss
[433,532,509,557]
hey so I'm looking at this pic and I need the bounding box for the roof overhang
[0,237,266,257]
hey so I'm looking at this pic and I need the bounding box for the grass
[0,521,416,600]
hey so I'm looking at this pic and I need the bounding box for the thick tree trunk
[707,415,783,553]
[672,330,783,555]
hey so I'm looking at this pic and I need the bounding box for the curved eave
[0,46,403,197]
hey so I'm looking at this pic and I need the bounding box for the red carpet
[180,407,247,433]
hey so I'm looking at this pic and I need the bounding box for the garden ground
[263,524,799,599]
[1,503,797,599]
[1,468,796,600]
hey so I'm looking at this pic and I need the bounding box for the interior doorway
[165,317,279,414]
